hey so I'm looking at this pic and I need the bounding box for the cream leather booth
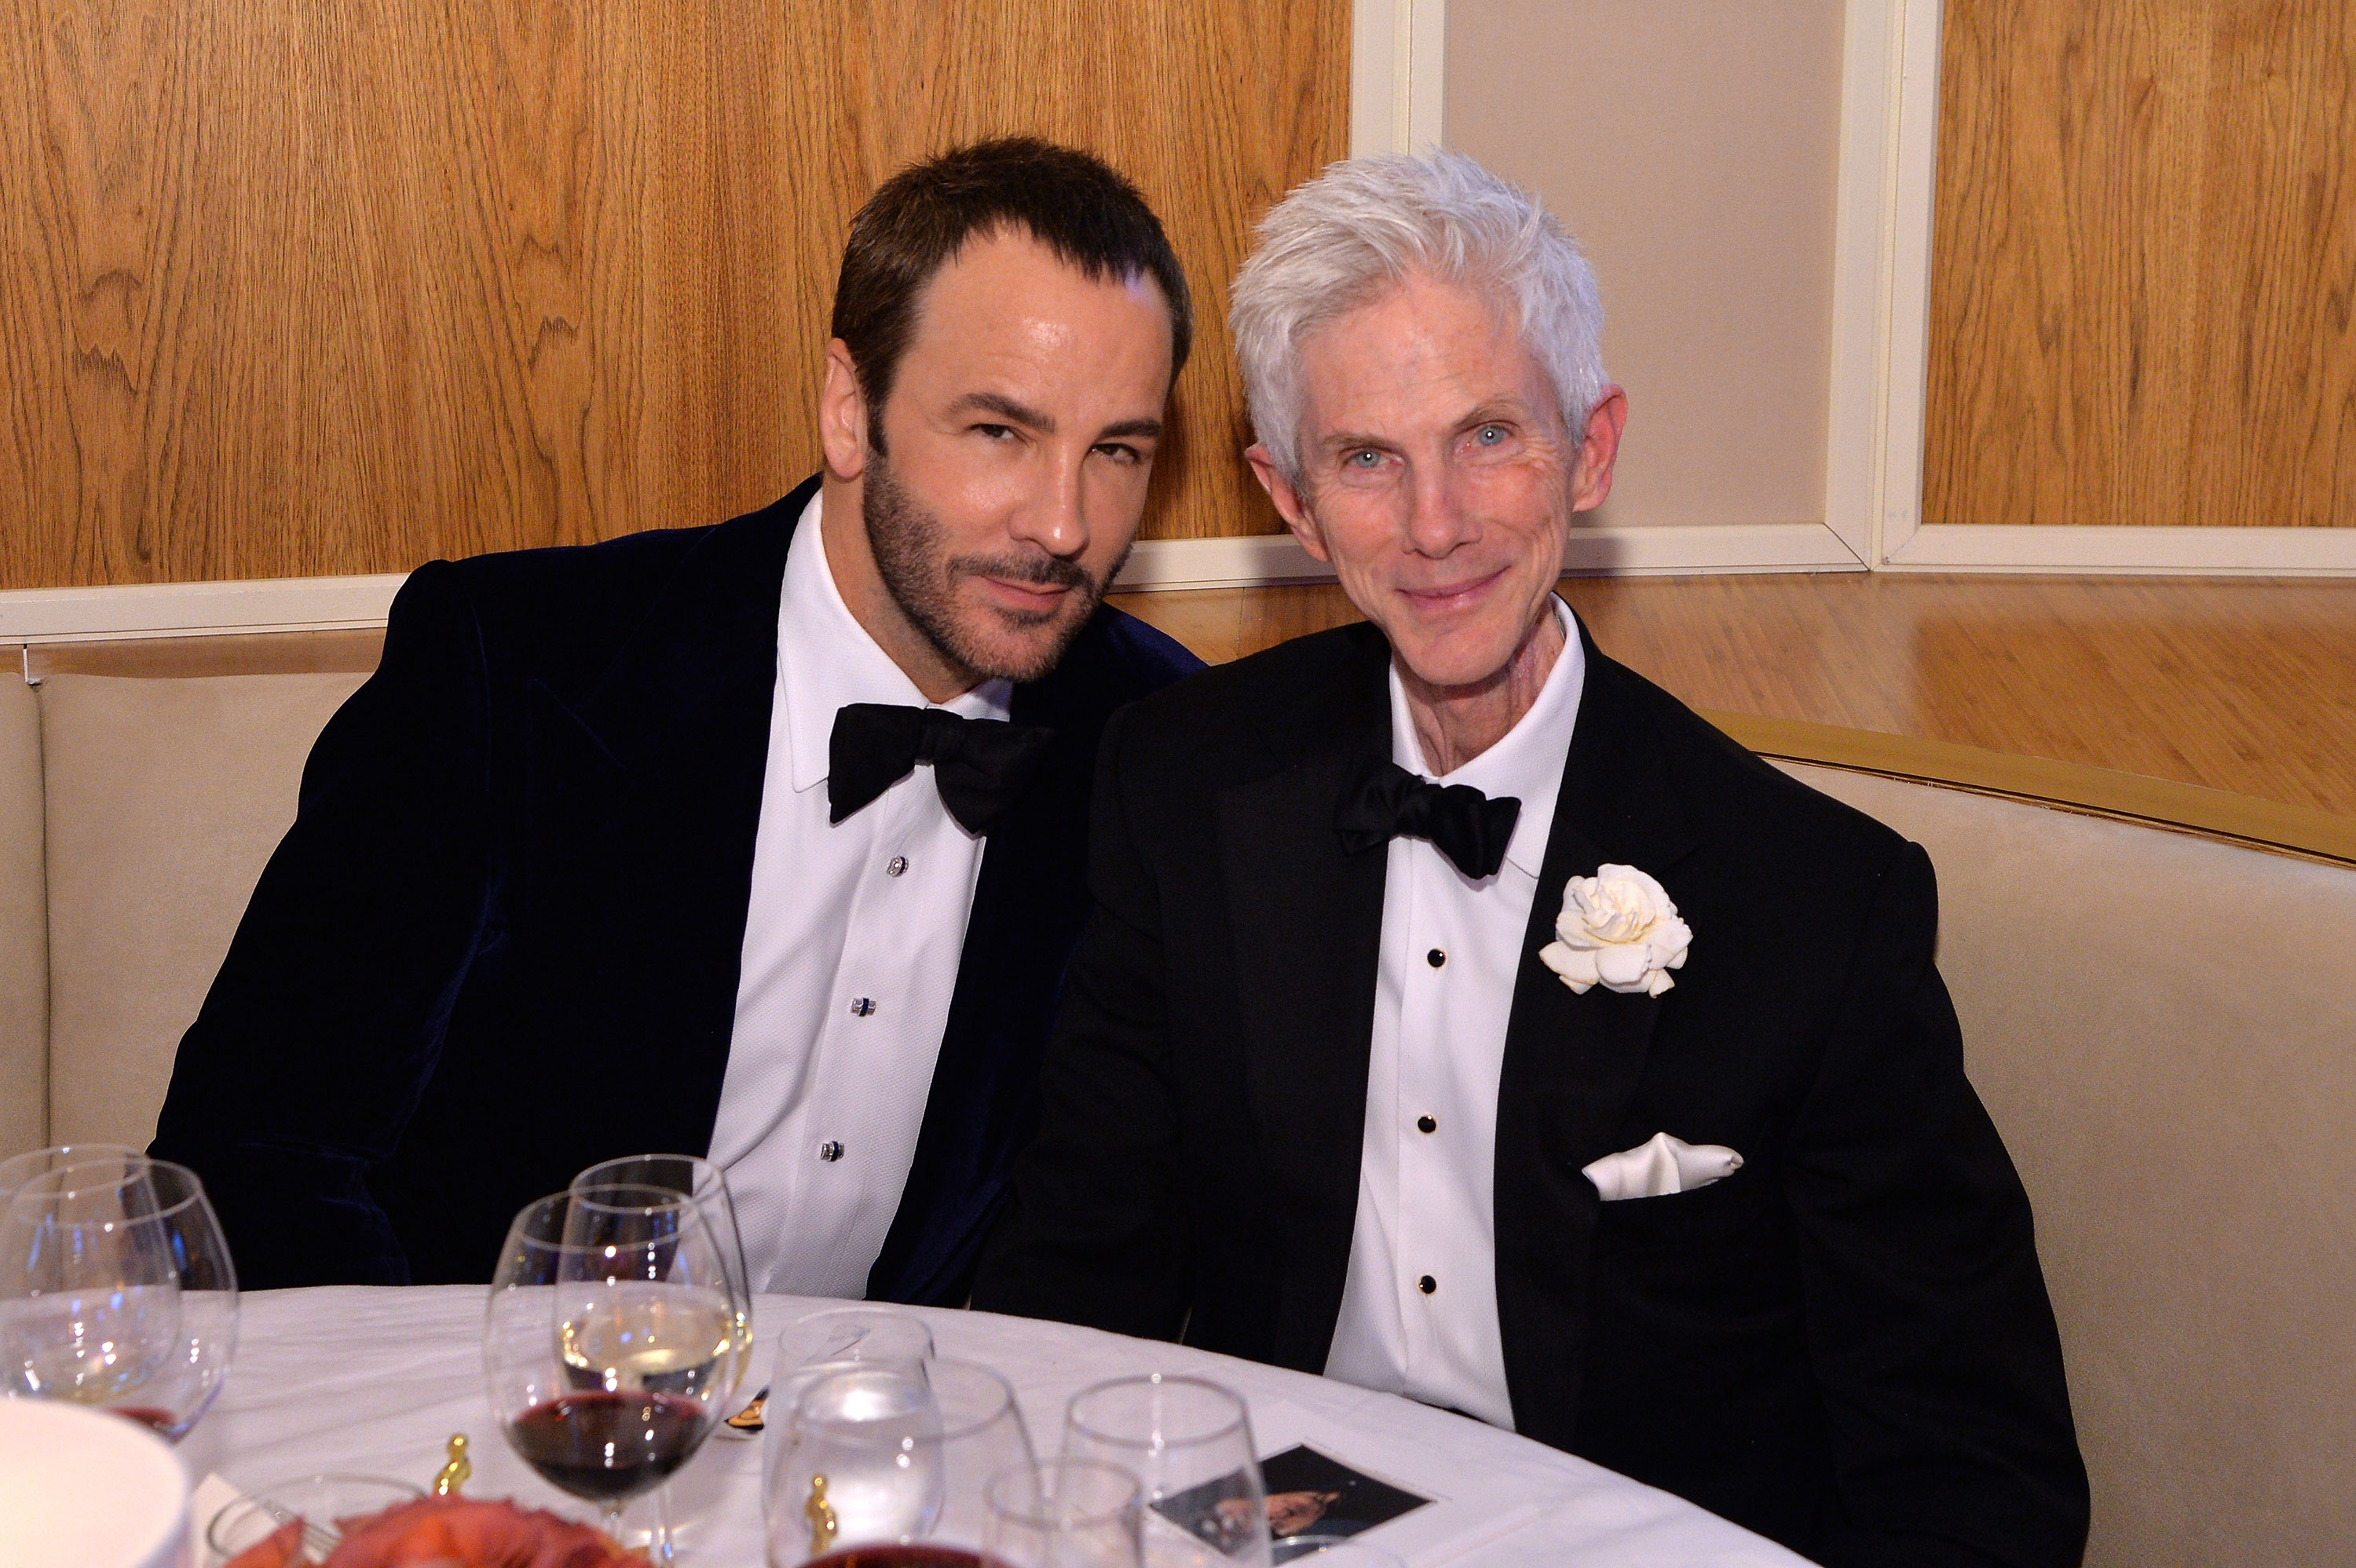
[0,666,2350,1566]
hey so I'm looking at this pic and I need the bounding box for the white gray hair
[1228,151,1606,485]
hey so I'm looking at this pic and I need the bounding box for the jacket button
[816,1140,844,1163]
[1426,948,1446,968]
[1417,1115,1437,1135]
[1418,1274,1437,1295]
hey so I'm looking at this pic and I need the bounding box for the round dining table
[175,1286,1808,1567]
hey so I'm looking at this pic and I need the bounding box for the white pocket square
[1583,1131,1743,1201]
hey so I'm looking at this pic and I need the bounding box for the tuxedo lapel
[1216,627,1393,1370]
[1493,617,1699,1449]
[518,479,810,1160]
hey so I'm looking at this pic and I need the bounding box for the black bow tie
[1335,756,1522,880]
[828,704,1055,835]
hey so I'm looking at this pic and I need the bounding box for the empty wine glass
[0,1144,148,1202]
[1063,1376,1269,1568]
[0,1153,238,1441]
[777,1305,936,1372]
[570,1155,753,1364]
[985,1457,1144,1568]
[485,1189,744,1563]
[765,1358,1032,1564]
[1268,1541,1403,1567]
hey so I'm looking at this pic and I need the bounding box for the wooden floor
[20,572,2356,824]
[1110,572,2356,822]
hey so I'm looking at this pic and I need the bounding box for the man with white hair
[975,154,2088,1565]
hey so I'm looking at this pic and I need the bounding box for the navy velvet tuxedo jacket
[152,474,1198,1299]
[975,618,2088,1567]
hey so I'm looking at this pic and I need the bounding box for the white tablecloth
[177,1287,1806,1568]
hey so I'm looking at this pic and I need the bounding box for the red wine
[803,1549,986,1568]
[507,1391,705,1500]
[108,1405,180,1435]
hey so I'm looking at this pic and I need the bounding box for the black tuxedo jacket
[974,617,2088,1567]
[152,474,1199,1299]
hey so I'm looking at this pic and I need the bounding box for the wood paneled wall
[1924,0,2356,528]
[0,1,1344,590]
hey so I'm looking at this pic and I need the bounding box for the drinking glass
[1268,1541,1403,1567]
[777,1305,936,1372]
[0,1143,148,1202]
[1063,1376,1270,1568]
[570,1154,753,1364]
[206,1475,426,1564]
[756,1304,938,1438]
[765,1358,1033,1564]
[0,1153,238,1441]
[984,1457,1144,1568]
[485,1189,744,1563]
[569,1160,756,1559]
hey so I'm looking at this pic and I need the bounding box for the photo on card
[1152,1444,1431,1556]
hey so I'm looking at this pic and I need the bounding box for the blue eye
[1350,450,1381,467]
[1476,425,1506,444]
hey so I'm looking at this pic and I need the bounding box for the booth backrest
[0,671,2349,1564]
[1776,762,2356,1568]
[0,677,44,1160]
[32,671,369,1149]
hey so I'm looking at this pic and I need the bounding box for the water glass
[0,1153,238,1441]
[765,1358,1032,1563]
[985,1456,1144,1568]
[1063,1376,1269,1568]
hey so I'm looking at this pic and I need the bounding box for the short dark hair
[830,137,1193,438]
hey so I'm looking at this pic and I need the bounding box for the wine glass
[985,1457,1144,1568]
[765,1358,1033,1564]
[777,1305,935,1372]
[485,1190,744,1563]
[1268,1541,1403,1567]
[568,1160,755,1558]
[570,1155,753,1363]
[0,1153,238,1441]
[0,1143,148,1202]
[1063,1376,1270,1568]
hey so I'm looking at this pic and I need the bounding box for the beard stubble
[862,452,1128,683]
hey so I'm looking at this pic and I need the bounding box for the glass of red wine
[764,1358,1034,1566]
[485,1188,745,1562]
[0,1151,239,1441]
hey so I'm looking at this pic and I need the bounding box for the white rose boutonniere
[1539,863,1692,997]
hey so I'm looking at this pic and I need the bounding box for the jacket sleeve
[971,704,1191,1337]
[1788,842,2091,1568]
[149,561,495,1288]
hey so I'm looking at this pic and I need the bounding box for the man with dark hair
[152,137,1201,1299]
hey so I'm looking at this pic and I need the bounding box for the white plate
[0,1398,190,1568]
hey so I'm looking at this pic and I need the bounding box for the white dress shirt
[706,492,1012,1296]
[1324,596,1585,1428]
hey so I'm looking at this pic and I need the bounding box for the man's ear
[1246,443,1331,565]
[1568,386,1629,514]
[820,340,872,481]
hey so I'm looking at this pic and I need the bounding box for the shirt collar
[1387,594,1584,879]
[778,490,1014,795]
